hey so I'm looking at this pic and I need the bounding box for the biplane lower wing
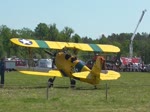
[18,70,64,77]
[18,69,120,80]
[72,70,120,80]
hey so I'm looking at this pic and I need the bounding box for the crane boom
[129,9,147,58]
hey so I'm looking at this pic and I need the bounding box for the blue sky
[0,0,149,39]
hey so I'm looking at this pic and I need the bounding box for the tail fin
[91,56,103,76]
[73,56,105,85]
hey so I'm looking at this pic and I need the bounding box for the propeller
[44,50,56,68]
[44,50,54,56]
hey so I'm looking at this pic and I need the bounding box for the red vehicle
[121,57,142,65]
[120,57,142,72]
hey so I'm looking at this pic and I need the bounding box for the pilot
[93,55,106,70]
[0,58,5,87]
[100,56,106,70]
[99,56,108,74]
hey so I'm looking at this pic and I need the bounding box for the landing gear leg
[70,78,76,88]
[48,77,56,88]
[94,85,97,89]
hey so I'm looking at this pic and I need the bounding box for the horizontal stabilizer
[73,70,120,80]
[100,70,120,80]
[18,70,63,77]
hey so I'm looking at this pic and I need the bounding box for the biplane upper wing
[18,70,64,77]
[10,38,120,53]
[72,70,120,80]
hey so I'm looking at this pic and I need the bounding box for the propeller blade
[44,50,53,56]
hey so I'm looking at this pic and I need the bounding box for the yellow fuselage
[55,52,100,85]
[55,52,90,76]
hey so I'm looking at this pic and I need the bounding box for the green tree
[0,25,12,57]
[60,27,74,42]
[48,23,59,41]
[10,29,20,57]
[17,28,34,39]
[81,36,93,43]
[71,33,81,43]
[98,34,108,44]
[34,23,49,40]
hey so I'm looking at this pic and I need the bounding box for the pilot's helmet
[99,56,105,63]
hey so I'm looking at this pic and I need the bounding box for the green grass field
[0,71,150,112]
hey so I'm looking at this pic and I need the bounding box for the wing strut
[28,48,34,68]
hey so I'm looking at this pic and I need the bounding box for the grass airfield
[0,71,150,112]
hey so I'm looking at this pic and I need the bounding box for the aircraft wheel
[70,79,76,88]
[48,78,54,88]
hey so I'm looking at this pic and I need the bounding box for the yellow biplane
[10,38,121,88]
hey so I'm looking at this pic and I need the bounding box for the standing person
[0,58,5,87]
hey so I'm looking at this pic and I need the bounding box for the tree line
[0,23,150,64]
